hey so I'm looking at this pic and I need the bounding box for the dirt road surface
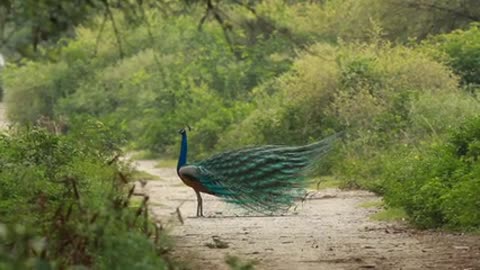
[134,159,480,270]
[0,102,8,129]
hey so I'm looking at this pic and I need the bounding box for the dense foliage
[0,122,172,269]
[0,0,225,59]
[2,0,480,232]
[4,6,295,158]
[382,117,480,229]
[422,23,480,92]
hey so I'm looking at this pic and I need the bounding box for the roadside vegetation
[0,121,174,269]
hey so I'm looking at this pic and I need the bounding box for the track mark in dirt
[134,159,480,270]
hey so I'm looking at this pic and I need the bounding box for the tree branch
[138,1,163,68]
[93,12,109,57]
[203,0,238,58]
[101,0,124,58]
[232,0,257,15]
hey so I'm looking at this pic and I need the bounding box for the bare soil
[134,159,480,270]
[0,102,8,129]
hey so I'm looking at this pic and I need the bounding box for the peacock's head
[178,125,191,135]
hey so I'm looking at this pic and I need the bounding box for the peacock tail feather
[187,134,338,213]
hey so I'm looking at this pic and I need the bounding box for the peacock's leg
[195,190,203,217]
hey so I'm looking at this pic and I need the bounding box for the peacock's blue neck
[177,132,188,172]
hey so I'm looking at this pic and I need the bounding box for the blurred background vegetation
[1,0,480,268]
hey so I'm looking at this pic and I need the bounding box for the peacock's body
[176,128,337,216]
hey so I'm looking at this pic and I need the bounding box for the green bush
[422,23,480,91]
[382,116,480,229]
[219,41,458,147]
[0,122,171,269]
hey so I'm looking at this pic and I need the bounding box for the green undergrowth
[358,200,384,209]
[0,121,176,269]
[381,116,480,230]
[358,200,407,222]
[371,208,408,222]
[344,115,480,230]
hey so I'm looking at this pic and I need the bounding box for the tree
[0,0,262,59]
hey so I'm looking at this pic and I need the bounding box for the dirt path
[0,102,8,129]
[134,159,480,270]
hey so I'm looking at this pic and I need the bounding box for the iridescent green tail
[192,134,338,212]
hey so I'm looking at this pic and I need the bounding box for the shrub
[409,91,480,137]
[220,41,459,147]
[382,116,480,229]
[422,23,480,92]
[0,122,171,269]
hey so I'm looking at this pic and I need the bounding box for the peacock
[176,127,337,217]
